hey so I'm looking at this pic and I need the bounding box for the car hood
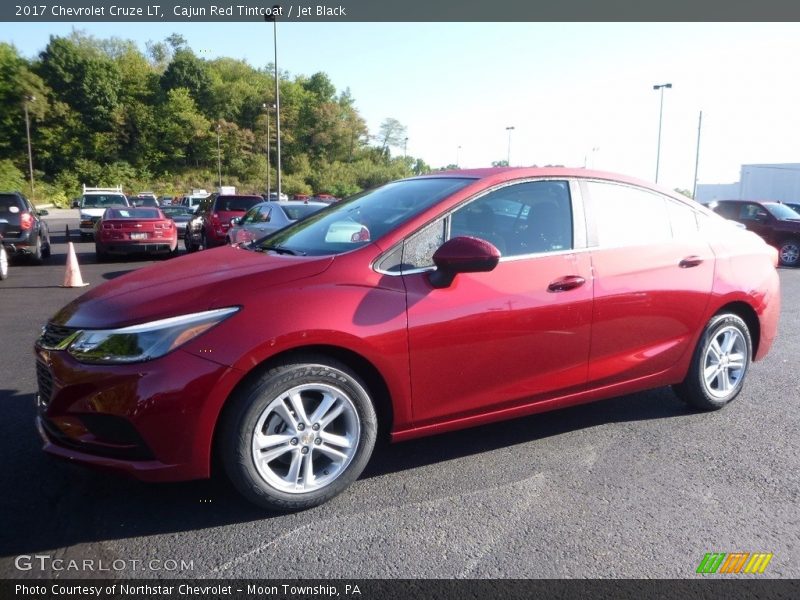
[51,246,334,329]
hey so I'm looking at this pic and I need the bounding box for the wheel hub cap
[251,383,360,494]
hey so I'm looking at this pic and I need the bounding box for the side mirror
[429,236,500,289]
[38,209,49,216]
[230,217,242,226]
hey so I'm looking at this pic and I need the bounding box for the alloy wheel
[250,383,361,494]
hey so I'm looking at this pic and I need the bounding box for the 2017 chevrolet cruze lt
[35,168,780,511]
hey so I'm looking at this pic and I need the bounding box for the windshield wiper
[256,244,305,256]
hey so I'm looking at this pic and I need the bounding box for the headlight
[66,307,239,364]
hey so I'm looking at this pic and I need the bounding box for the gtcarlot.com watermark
[14,554,194,573]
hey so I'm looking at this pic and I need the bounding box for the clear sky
[3,22,800,191]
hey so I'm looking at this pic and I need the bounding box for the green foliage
[0,158,26,190]
[0,33,428,203]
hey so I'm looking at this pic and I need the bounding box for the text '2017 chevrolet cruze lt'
[35,168,780,511]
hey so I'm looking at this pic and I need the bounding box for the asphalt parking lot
[0,209,798,579]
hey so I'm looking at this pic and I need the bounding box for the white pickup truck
[77,185,130,239]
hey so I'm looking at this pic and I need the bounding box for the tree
[376,118,407,155]
[160,49,213,113]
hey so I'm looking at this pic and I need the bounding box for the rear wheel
[200,229,208,251]
[220,357,378,511]
[29,235,43,265]
[41,233,51,259]
[778,238,800,267]
[673,313,752,411]
[95,243,108,263]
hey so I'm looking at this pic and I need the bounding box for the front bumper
[35,344,242,482]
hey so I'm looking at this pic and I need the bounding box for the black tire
[0,246,8,280]
[80,232,92,241]
[219,356,378,511]
[200,229,208,251]
[673,313,752,411]
[184,233,197,253]
[41,234,51,259]
[95,243,108,263]
[778,238,800,267]
[29,235,43,265]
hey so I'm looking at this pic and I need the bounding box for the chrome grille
[38,323,77,349]
[36,360,54,407]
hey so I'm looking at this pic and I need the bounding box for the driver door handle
[547,275,586,293]
[679,256,703,268]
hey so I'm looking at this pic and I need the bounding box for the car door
[582,181,715,387]
[736,202,775,245]
[397,179,594,427]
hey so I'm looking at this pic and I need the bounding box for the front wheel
[673,313,752,411]
[778,238,800,267]
[220,357,378,511]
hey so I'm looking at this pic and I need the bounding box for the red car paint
[35,168,780,481]
[94,207,177,256]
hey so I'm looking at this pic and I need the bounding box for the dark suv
[709,199,800,267]
[185,193,263,251]
[0,192,51,264]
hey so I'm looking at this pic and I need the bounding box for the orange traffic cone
[61,242,89,288]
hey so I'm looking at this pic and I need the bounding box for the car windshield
[255,177,475,256]
[282,204,325,220]
[105,208,161,219]
[0,194,22,211]
[216,196,263,212]
[82,195,129,207]
[765,203,800,220]
[161,207,191,217]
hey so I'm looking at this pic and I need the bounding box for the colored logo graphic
[696,552,773,574]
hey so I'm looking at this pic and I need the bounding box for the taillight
[103,223,114,229]
[20,213,33,230]
[351,226,370,242]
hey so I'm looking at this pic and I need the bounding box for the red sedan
[94,207,178,260]
[35,168,780,511]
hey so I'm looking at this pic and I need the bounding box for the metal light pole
[456,145,461,168]
[653,83,672,183]
[272,5,282,200]
[216,123,222,187]
[692,110,703,199]
[23,95,35,200]
[404,137,408,159]
[262,103,274,198]
[505,126,515,166]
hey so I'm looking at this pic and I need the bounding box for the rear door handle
[547,275,586,293]
[679,256,703,268]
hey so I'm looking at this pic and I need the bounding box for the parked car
[0,191,51,263]
[227,200,328,244]
[178,194,207,213]
[158,196,174,206]
[184,194,263,252]
[94,206,177,261]
[131,194,159,208]
[159,206,195,239]
[708,199,800,266]
[34,168,779,512]
[313,193,340,204]
[77,186,130,240]
[782,201,800,214]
